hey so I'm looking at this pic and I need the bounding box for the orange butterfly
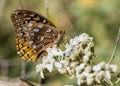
[11,10,64,62]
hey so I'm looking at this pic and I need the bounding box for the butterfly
[11,10,65,62]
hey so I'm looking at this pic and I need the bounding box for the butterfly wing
[11,10,62,62]
[27,23,62,57]
[11,10,56,28]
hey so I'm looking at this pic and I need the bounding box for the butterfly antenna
[60,24,75,44]
[19,0,24,9]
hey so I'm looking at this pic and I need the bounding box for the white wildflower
[77,76,84,86]
[97,71,104,79]
[70,62,78,67]
[109,64,118,73]
[64,48,71,57]
[36,33,118,86]
[78,33,89,42]
[66,67,72,74]
[60,60,69,66]
[36,64,44,73]
[85,66,92,73]
[105,70,111,80]
[95,75,101,83]
[54,62,62,69]
[45,63,53,72]
[83,55,89,63]
[99,62,106,69]
[93,62,106,72]
[49,58,55,64]
[78,63,86,70]
[77,78,81,86]
[76,63,86,77]
[40,71,44,78]
[86,74,94,85]
[82,71,89,77]
[95,71,104,83]
[86,51,92,57]
[93,64,101,72]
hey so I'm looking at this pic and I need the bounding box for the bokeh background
[0,0,120,86]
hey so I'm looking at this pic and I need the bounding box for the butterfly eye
[11,10,65,62]
[60,30,65,35]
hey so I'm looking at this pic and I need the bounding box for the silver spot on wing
[46,28,51,32]
[40,36,44,41]
[38,24,44,29]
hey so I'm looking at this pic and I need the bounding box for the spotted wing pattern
[11,10,64,62]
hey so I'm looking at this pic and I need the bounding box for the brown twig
[21,61,26,79]
[108,28,120,64]
[19,0,24,9]
[45,0,49,18]
[0,0,6,21]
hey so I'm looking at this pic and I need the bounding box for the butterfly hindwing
[27,23,60,55]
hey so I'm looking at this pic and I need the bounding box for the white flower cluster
[76,62,117,85]
[36,33,118,86]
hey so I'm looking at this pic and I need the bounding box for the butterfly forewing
[11,10,64,62]
[11,10,56,28]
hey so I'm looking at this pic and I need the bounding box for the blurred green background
[0,0,120,86]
